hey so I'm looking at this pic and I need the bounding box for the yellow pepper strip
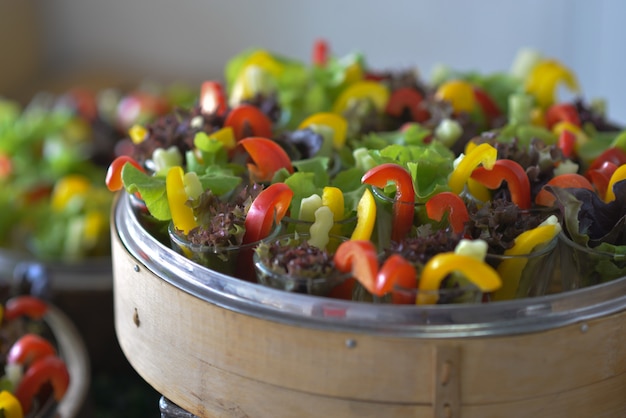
[322,186,345,236]
[308,206,334,250]
[209,126,236,150]
[51,174,91,212]
[242,50,284,78]
[434,80,476,114]
[448,143,498,194]
[128,124,148,144]
[351,188,376,241]
[492,216,561,301]
[298,113,348,150]
[166,166,198,234]
[604,164,626,202]
[417,253,502,305]
[332,80,390,114]
[83,210,106,247]
[525,59,580,109]
[0,390,23,418]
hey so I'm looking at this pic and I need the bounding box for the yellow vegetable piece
[343,61,364,86]
[351,188,376,241]
[83,210,106,246]
[299,113,348,150]
[128,124,148,144]
[493,218,561,300]
[242,50,284,77]
[332,81,390,114]
[604,164,626,202]
[530,107,546,127]
[418,253,502,305]
[322,186,345,236]
[166,166,198,234]
[209,126,236,150]
[434,80,476,113]
[51,174,92,211]
[552,121,589,154]
[525,59,580,109]
[0,390,23,418]
[448,143,497,194]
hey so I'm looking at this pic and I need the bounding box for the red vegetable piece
[535,173,594,207]
[312,38,329,67]
[333,240,380,295]
[105,155,145,192]
[66,87,99,121]
[545,103,581,129]
[586,161,618,200]
[557,129,577,158]
[7,334,56,367]
[0,153,12,180]
[473,87,502,122]
[385,87,429,122]
[4,296,48,321]
[362,163,416,242]
[425,191,470,234]
[200,81,228,116]
[14,355,70,415]
[470,159,532,210]
[377,254,417,303]
[224,104,273,141]
[242,183,293,245]
[239,137,294,183]
[586,147,626,174]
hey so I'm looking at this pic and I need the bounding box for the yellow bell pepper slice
[492,216,561,300]
[448,143,498,194]
[351,188,376,241]
[166,166,198,234]
[525,59,580,109]
[417,253,502,305]
[332,81,390,114]
[242,50,284,78]
[51,174,92,212]
[0,390,23,418]
[209,126,237,150]
[434,80,476,113]
[128,124,148,144]
[298,113,348,150]
[604,164,626,203]
[322,186,345,236]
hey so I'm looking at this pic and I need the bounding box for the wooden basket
[112,193,626,418]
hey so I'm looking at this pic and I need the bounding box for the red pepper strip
[587,161,618,200]
[312,38,329,67]
[557,129,576,158]
[545,103,581,129]
[66,87,98,121]
[0,153,12,180]
[384,87,429,122]
[535,173,594,207]
[239,137,294,183]
[7,334,56,367]
[200,81,228,116]
[4,296,48,321]
[585,147,626,174]
[242,183,293,245]
[425,192,469,234]
[361,163,415,242]
[14,355,70,415]
[223,104,273,141]
[105,155,145,192]
[472,87,502,122]
[333,240,379,295]
[470,159,532,210]
[377,254,417,304]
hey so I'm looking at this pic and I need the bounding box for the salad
[107,40,625,304]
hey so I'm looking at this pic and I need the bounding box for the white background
[25,0,626,122]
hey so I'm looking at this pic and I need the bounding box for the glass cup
[253,233,352,296]
[557,232,626,291]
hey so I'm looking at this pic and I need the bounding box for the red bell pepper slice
[14,355,70,415]
[66,87,99,121]
[535,173,594,207]
[586,147,626,174]
[239,137,294,183]
[223,104,273,141]
[384,87,429,122]
[473,87,502,122]
[362,163,415,242]
[7,334,56,367]
[4,296,48,321]
[333,240,380,295]
[545,103,581,129]
[0,153,12,180]
[557,129,576,158]
[377,254,417,304]
[425,191,469,234]
[587,161,618,199]
[200,81,228,116]
[105,155,145,192]
[312,38,329,67]
[242,183,293,244]
[470,159,532,210]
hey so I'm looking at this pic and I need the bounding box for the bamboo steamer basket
[112,192,626,418]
